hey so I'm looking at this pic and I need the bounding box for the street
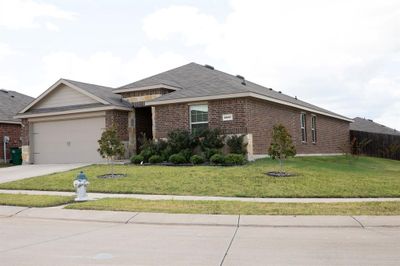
[0,209,399,265]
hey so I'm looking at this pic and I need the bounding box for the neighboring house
[350,117,400,160]
[16,63,352,164]
[0,89,34,163]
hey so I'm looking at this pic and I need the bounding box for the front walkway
[1,189,400,203]
[0,164,88,184]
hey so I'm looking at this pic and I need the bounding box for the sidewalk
[1,189,400,203]
[1,205,400,227]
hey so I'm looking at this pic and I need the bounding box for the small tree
[268,124,296,172]
[98,126,125,177]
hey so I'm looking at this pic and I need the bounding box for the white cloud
[0,42,19,59]
[143,0,400,129]
[0,0,76,30]
[34,47,187,96]
[45,22,59,32]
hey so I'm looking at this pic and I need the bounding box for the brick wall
[154,103,189,138]
[246,98,350,154]
[105,110,129,141]
[0,123,22,161]
[208,98,248,134]
[153,97,350,155]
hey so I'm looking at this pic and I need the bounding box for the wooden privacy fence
[350,130,400,160]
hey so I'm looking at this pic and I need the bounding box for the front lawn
[66,198,400,215]
[0,156,399,198]
[0,193,74,207]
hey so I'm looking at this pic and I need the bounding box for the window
[300,113,307,142]
[190,104,208,133]
[311,115,317,143]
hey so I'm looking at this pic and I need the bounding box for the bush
[148,155,163,164]
[139,149,154,163]
[167,129,197,155]
[169,153,187,164]
[203,148,221,160]
[130,155,144,164]
[198,128,225,151]
[210,153,225,164]
[224,153,246,165]
[226,135,247,155]
[190,155,205,165]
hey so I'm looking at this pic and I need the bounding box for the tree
[98,126,125,177]
[268,124,296,173]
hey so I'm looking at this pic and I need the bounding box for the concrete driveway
[0,164,89,184]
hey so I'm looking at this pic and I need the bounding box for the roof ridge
[62,78,114,90]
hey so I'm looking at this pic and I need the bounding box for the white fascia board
[0,120,21,125]
[113,84,181,93]
[145,92,250,106]
[146,92,353,122]
[15,106,131,119]
[19,79,109,114]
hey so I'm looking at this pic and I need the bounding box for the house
[350,117,400,160]
[16,63,352,164]
[0,89,34,163]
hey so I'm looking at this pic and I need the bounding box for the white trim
[113,84,181,93]
[19,79,109,113]
[300,112,307,143]
[15,105,131,119]
[0,120,21,125]
[146,92,353,122]
[311,114,317,144]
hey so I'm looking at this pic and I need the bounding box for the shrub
[169,153,187,164]
[139,149,154,163]
[130,155,144,164]
[203,148,221,160]
[198,128,225,151]
[224,153,246,165]
[210,153,225,164]
[268,124,296,172]
[148,155,163,164]
[190,155,205,165]
[226,135,247,155]
[167,129,197,154]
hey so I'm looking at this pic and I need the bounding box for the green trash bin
[10,147,22,165]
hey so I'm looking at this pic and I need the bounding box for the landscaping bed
[66,198,400,215]
[0,193,74,207]
[1,156,400,198]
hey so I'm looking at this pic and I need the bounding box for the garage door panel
[32,116,106,164]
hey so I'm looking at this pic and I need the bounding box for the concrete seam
[125,212,140,224]
[8,207,30,217]
[220,215,240,266]
[351,216,365,228]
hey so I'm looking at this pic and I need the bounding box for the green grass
[0,193,74,207]
[1,156,400,198]
[66,198,400,215]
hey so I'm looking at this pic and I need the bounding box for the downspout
[3,136,9,163]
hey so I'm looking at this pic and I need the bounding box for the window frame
[189,104,209,133]
[311,114,317,144]
[300,112,307,143]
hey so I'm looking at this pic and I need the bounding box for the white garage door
[32,116,106,164]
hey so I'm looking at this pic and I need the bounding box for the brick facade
[153,97,350,155]
[246,98,349,154]
[0,123,22,162]
[105,110,129,141]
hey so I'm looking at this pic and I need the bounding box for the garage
[32,116,106,164]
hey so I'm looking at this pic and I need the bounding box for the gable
[32,84,98,109]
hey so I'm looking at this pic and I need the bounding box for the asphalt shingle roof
[0,90,34,122]
[64,79,132,108]
[118,63,350,120]
[350,117,400,136]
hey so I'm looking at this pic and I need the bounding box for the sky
[0,0,399,129]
